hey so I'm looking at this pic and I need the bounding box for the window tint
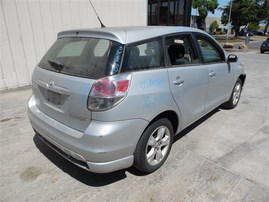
[197,37,222,63]
[166,35,199,66]
[121,37,164,72]
[57,41,87,57]
[39,37,122,79]
[94,40,110,57]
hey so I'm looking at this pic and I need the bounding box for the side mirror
[227,54,238,63]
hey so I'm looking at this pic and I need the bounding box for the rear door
[166,34,208,129]
[32,37,123,132]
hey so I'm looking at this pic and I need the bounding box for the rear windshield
[39,37,123,79]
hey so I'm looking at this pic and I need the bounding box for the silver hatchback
[28,26,246,173]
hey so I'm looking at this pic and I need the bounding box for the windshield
[39,37,123,79]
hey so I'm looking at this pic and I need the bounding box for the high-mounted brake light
[87,74,132,111]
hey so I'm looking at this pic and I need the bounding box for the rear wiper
[48,60,64,72]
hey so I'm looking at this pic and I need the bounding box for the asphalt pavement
[0,50,268,201]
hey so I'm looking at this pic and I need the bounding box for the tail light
[87,74,132,111]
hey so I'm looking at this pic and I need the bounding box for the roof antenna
[89,0,106,28]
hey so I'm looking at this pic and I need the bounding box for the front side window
[39,37,123,79]
[196,36,224,63]
[121,37,164,72]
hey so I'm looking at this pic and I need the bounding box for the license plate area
[47,90,61,105]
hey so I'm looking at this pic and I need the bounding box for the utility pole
[226,0,233,42]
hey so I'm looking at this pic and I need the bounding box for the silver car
[28,26,246,173]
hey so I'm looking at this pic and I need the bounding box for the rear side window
[39,37,123,79]
[121,37,164,72]
[166,35,199,66]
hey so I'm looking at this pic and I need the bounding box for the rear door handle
[173,77,184,86]
[209,71,216,77]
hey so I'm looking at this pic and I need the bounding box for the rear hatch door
[32,37,122,131]
[33,67,94,132]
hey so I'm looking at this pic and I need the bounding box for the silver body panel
[31,67,94,132]
[28,95,148,173]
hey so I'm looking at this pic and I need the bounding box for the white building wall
[0,0,147,90]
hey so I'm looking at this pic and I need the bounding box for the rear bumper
[28,95,148,173]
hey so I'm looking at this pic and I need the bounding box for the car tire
[221,78,242,109]
[134,118,174,173]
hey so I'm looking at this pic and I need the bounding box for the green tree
[211,20,219,31]
[258,0,269,34]
[221,0,260,37]
[248,22,260,31]
[192,0,219,30]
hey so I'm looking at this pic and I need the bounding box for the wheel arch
[133,111,179,172]
[239,74,246,87]
[145,110,179,136]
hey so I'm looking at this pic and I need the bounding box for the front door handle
[173,77,184,86]
[209,71,216,77]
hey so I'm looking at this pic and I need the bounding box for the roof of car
[57,26,206,44]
